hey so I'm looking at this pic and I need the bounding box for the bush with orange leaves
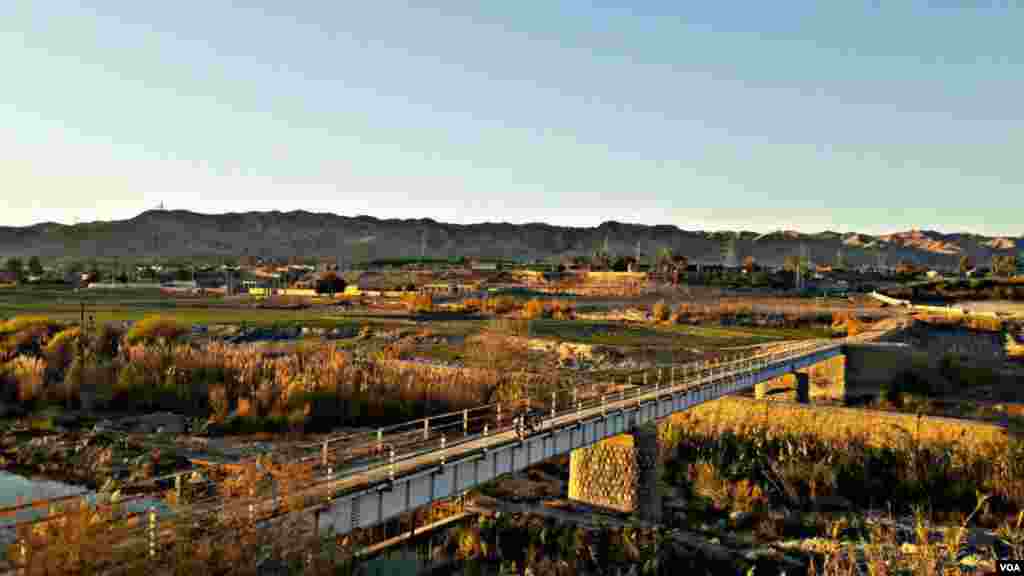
[401,292,433,313]
[548,299,575,320]
[484,295,521,315]
[522,298,546,319]
[831,312,866,336]
[460,297,483,313]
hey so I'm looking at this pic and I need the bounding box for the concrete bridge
[303,332,898,537]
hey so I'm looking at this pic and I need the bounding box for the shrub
[401,293,434,313]
[92,323,123,358]
[549,299,575,320]
[523,298,546,319]
[44,327,81,372]
[0,316,58,361]
[461,298,483,312]
[125,316,187,344]
[652,300,670,322]
[0,315,56,337]
[485,295,520,315]
[10,355,46,404]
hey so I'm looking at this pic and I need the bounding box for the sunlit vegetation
[661,399,1023,523]
[0,315,556,431]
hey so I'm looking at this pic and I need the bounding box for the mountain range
[0,210,1019,270]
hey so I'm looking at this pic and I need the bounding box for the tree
[783,255,802,273]
[27,256,44,277]
[670,255,688,286]
[4,257,24,282]
[611,256,634,272]
[834,249,847,270]
[959,255,972,278]
[315,272,346,295]
[592,249,611,271]
[992,254,1018,278]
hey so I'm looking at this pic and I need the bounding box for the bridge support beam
[568,424,661,522]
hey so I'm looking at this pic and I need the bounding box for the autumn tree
[959,255,972,278]
[4,257,24,282]
[27,256,44,277]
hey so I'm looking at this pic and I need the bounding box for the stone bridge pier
[567,424,661,522]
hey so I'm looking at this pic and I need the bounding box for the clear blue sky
[2,1,1022,236]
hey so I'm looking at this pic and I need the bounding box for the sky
[1,1,1022,236]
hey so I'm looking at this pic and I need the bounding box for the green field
[487,318,828,348]
[0,286,364,328]
[0,286,828,352]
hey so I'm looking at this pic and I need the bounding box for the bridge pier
[755,372,809,403]
[754,355,845,404]
[568,424,661,522]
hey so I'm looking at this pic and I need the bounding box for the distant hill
[0,210,1019,269]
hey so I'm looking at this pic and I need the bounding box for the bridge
[307,328,899,536]
[3,321,905,572]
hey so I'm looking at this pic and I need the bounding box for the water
[0,471,87,508]
[0,471,166,558]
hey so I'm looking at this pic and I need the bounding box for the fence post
[551,391,557,420]
[423,418,429,440]
[377,428,383,456]
[573,387,579,415]
[463,409,469,435]
[148,506,157,559]
[601,395,606,416]
[389,446,396,483]
[497,403,501,428]
[440,435,447,466]
[671,366,675,386]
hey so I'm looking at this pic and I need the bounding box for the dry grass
[672,396,1008,450]
[9,355,46,403]
[125,315,188,344]
[914,310,1006,333]
[2,318,551,427]
[663,397,1024,517]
